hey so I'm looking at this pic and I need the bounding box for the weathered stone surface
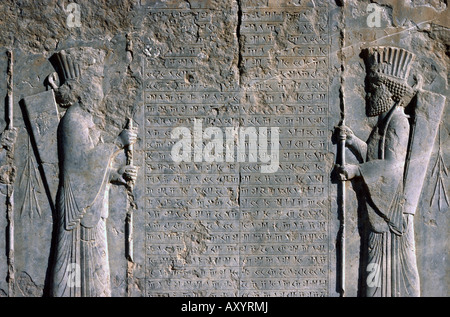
[0,0,447,297]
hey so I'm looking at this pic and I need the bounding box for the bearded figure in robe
[338,47,421,297]
[49,47,137,297]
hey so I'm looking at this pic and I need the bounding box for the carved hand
[337,125,356,148]
[117,127,138,149]
[336,164,361,181]
[119,165,138,185]
[1,128,18,151]
[110,165,138,186]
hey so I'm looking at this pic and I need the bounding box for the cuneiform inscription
[143,2,331,296]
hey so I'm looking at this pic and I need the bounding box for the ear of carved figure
[46,72,60,90]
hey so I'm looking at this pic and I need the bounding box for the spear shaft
[125,118,134,262]
[337,1,346,297]
[7,51,13,130]
[338,120,346,297]
[6,50,15,296]
[125,118,136,297]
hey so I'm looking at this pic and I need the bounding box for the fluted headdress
[54,50,81,81]
[52,47,105,83]
[365,46,415,82]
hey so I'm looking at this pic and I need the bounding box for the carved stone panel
[0,0,448,298]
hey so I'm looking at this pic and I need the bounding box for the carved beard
[366,83,394,117]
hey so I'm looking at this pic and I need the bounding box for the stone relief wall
[0,0,447,297]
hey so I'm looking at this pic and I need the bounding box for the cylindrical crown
[364,46,415,82]
[54,50,81,82]
[52,47,106,83]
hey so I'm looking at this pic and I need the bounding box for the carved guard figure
[336,46,446,297]
[47,47,137,297]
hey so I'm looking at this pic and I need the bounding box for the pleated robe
[50,104,116,297]
[359,106,420,297]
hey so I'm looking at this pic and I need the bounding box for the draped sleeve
[359,109,410,231]
[58,105,115,230]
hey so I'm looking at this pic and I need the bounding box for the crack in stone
[236,0,243,86]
